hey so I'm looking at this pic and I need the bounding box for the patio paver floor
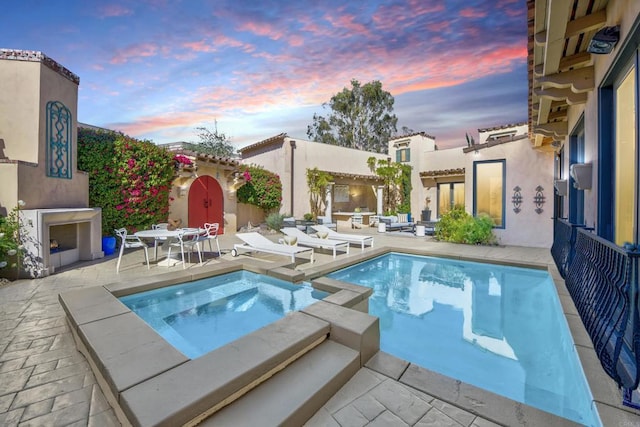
[0,228,631,426]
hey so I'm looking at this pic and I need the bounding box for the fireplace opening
[49,224,78,253]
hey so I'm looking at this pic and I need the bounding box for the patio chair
[151,222,169,260]
[166,228,203,269]
[231,232,314,263]
[351,212,363,229]
[281,227,349,258]
[203,222,221,256]
[311,224,374,251]
[115,228,150,273]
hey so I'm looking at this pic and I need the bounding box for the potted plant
[421,197,432,222]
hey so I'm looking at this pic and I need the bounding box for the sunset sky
[3,0,528,150]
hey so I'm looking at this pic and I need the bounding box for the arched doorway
[188,175,225,234]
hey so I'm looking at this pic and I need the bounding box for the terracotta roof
[420,168,465,178]
[478,122,527,133]
[238,133,288,154]
[389,131,436,141]
[161,143,240,167]
[462,134,529,153]
[0,49,80,85]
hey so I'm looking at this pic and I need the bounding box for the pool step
[199,339,360,426]
[120,311,332,427]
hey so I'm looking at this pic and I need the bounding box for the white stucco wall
[469,138,554,248]
[242,136,386,219]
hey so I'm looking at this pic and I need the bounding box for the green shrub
[0,202,24,275]
[236,165,282,213]
[78,128,175,235]
[265,212,285,231]
[435,206,496,245]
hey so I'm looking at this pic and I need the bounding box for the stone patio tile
[32,360,56,375]
[333,403,369,427]
[88,384,110,416]
[322,367,384,414]
[50,385,92,412]
[55,353,87,369]
[368,409,410,426]
[8,325,68,344]
[20,398,53,422]
[430,399,476,426]
[18,400,88,427]
[0,392,15,412]
[365,351,409,380]
[369,379,431,425]
[28,335,55,350]
[0,318,22,331]
[0,407,24,427]
[1,344,52,364]
[49,331,75,351]
[351,393,386,420]
[416,407,463,427]
[11,374,85,409]
[23,347,79,368]
[88,409,121,427]
[304,407,340,427]
[0,357,26,373]
[471,417,503,427]
[0,366,34,395]
[25,363,90,388]
[4,340,31,353]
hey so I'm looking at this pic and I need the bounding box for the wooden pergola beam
[536,66,594,92]
[565,9,607,38]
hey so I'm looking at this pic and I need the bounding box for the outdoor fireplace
[21,208,103,277]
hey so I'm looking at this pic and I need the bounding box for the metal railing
[551,218,586,278]
[560,226,640,390]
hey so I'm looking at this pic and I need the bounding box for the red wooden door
[188,175,225,234]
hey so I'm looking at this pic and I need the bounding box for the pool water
[120,271,328,359]
[328,253,600,427]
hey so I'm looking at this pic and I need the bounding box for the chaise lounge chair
[310,225,374,251]
[231,232,314,263]
[281,227,349,258]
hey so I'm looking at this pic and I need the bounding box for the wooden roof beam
[534,121,568,138]
[559,51,592,71]
[565,9,607,38]
[535,87,588,104]
[536,66,594,92]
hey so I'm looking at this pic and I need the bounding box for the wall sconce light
[587,26,620,54]
[178,184,189,198]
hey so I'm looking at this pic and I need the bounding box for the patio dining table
[134,228,201,266]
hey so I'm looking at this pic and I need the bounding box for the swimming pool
[120,270,328,359]
[327,252,600,426]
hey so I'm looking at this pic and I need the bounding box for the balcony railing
[556,223,640,394]
[551,218,586,278]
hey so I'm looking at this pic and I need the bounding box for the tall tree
[185,120,236,158]
[307,79,398,153]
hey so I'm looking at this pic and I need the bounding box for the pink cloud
[183,40,216,53]
[99,4,133,18]
[110,43,159,64]
[324,12,370,36]
[237,21,285,41]
[459,8,487,19]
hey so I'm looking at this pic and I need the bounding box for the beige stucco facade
[0,50,88,213]
[239,125,553,247]
[0,50,102,277]
[240,135,387,220]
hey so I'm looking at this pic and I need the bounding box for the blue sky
[3,0,527,150]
